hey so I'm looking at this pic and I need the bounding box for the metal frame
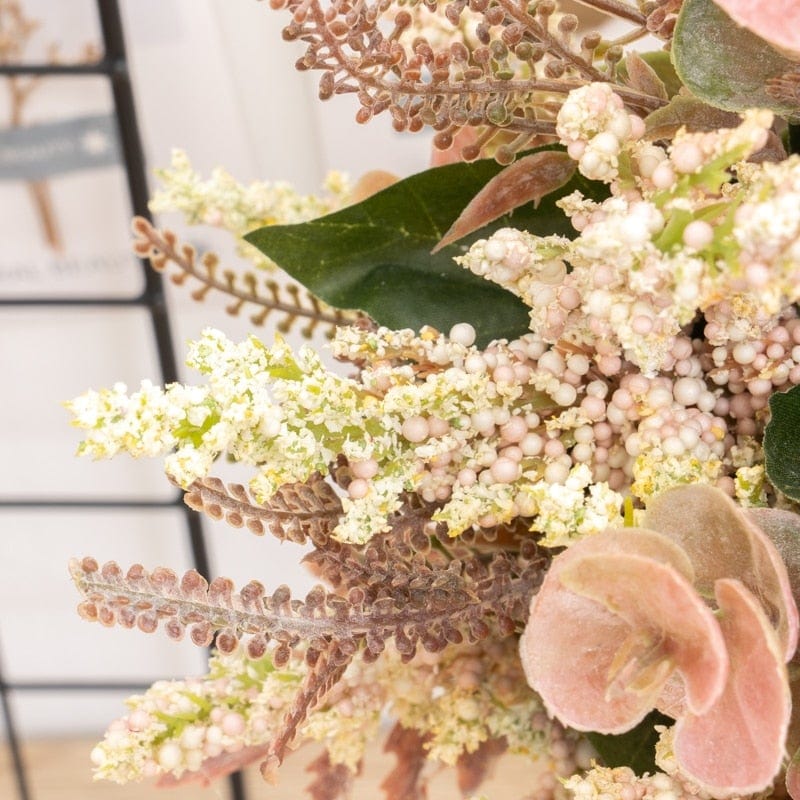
[0,2,245,797]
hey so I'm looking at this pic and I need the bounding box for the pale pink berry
[401,416,429,442]
[348,478,369,499]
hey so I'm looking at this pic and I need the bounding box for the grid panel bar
[0,635,31,800]
[0,2,247,798]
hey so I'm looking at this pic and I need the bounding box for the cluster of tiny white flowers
[66,380,196,461]
[555,82,646,182]
[564,764,705,800]
[149,149,350,270]
[445,91,800,519]
[71,295,798,547]
[520,465,625,548]
[72,323,626,545]
[89,651,300,783]
[381,638,590,800]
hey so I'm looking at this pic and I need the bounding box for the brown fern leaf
[456,736,508,796]
[183,473,343,545]
[271,0,663,162]
[380,723,430,800]
[302,491,445,590]
[131,216,367,338]
[306,750,360,800]
[261,642,354,781]
[71,527,548,665]
[71,558,338,661]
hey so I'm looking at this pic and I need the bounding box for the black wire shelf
[0,2,246,799]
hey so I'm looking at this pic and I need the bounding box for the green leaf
[644,95,743,142]
[245,151,606,347]
[672,0,800,123]
[586,711,672,775]
[765,385,800,502]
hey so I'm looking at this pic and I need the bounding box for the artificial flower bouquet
[66,0,800,797]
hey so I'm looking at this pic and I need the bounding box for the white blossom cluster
[458,104,799,379]
[90,641,580,789]
[70,322,631,545]
[564,764,707,800]
[89,650,300,783]
[149,149,350,270]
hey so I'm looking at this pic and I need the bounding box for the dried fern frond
[71,529,547,665]
[305,749,361,800]
[270,0,667,162]
[380,723,431,800]
[262,641,355,778]
[183,472,344,545]
[456,736,508,796]
[132,216,368,338]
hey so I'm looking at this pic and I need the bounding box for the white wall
[1,0,430,738]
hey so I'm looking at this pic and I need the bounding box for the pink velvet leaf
[520,529,709,734]
[711,0,800,58]
[674,578,791,797]
[558,552,728,717]
[749,507,800,640]
[645,485,798,661]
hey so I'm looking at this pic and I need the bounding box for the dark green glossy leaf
[586,711,672,775]
[672,0,800,123]
[245,151,606,347]
[765,385,800,502]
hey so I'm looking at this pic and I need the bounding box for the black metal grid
[0,2,246,798]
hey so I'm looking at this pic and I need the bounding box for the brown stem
[27,179,63,252]
[569,0,647,25]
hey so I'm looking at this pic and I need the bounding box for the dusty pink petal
[521,529,702,733]
[674,578,791,797]
[655,674,687,719]
[559,552,727,717]
[645,485,798,661]
[712,0,800,58]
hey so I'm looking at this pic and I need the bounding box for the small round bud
[449,322,476,347]
[401,416,429,442]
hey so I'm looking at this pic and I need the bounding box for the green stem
[789,124,800,156]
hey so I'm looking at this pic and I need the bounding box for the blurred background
[0,0,431,797]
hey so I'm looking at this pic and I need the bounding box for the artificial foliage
[65,0,800,798]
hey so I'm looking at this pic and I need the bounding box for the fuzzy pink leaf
[645,485,799,660]
[520,529,703,734]
[431,150,576,253]
[711,0,800,58]
[674,578,791,796]
[559,552,728,717]
[748,507,800,620]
